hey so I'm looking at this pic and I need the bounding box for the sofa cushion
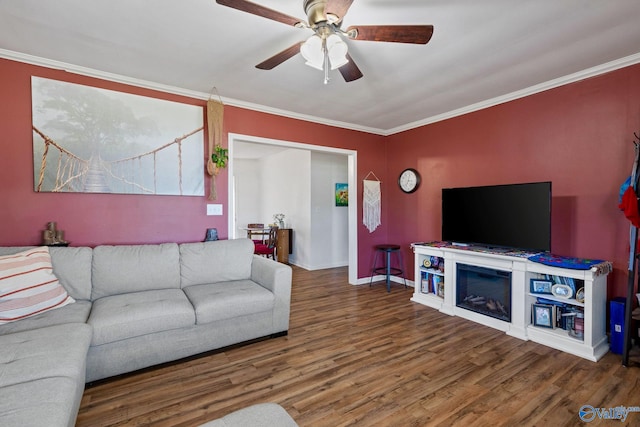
[183,280,274,324]
[0,300,91,336]
[0,378,83,427]
[0,246,91,301]
[88,289,196,345]
[0,323,92,427]
[0,247,33,256]
[48,246,93,300]
[92,243,180,300]
[0,247,75,324]
[179,239,254,288]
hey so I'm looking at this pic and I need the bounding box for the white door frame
[227,133,358,285]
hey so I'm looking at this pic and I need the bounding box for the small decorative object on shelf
[532,303,555,328]
[273,213,285,228]
[575,287,585,303]
[569,312,585,340]
[436,278,445,298]
[552,284,574,299]
[530,278,553,294]
[42,221,69,246]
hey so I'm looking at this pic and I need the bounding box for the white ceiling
[2,0,640,135]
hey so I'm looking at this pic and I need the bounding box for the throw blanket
[528,253,613,275]
[363,180,381,233]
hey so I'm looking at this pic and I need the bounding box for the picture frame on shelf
[530,278,553,294]
[551,284,574,299]
[532,303,555,328]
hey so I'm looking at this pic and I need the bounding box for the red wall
[1,56,639,294]
[386,64,640,297]
[0,58,387,279]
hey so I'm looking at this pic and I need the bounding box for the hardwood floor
[78,266,640,426]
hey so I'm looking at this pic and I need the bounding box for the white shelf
[527,324,582,341]
[412,243,610,361]
[410,292,443,310]
[420,267,444,276]
[528,293,585,307]
[526,325,609,361]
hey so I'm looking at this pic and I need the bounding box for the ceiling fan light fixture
[300,34,324,70]
[216,0,434,84]
[326,34,348,69]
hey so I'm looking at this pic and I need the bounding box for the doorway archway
[227,133,358,285]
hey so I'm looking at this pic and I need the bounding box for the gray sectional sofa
[0,238,292,427]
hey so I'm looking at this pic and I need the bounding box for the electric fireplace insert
[456,263,512,322]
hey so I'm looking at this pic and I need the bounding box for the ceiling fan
[216,0,434,84]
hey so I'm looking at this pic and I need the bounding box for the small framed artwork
[551,284,573,299]
[530,278,553,294]
[335,183,348,206]
[532,303,554,328]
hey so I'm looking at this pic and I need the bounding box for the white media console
[411,243,611,361]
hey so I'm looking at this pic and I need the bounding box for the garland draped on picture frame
[206,98,225,200]
[363,178,381,233]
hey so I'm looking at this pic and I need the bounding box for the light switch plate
[206,204,223,216]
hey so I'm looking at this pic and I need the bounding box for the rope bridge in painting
[33,126,203,194]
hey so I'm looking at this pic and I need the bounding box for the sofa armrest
[250,255,292,333]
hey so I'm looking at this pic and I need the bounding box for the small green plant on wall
[210,145,229,175]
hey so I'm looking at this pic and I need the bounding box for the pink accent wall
[386,63,640,297]
[1,56,639,295]
[0,58,387,280]
[0,59,221,246]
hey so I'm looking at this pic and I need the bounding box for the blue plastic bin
[610,297,626,354]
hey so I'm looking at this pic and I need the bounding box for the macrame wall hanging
[363,172,381,233]
[206,89,225,200]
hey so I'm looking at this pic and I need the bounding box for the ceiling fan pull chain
[323,38,330,84]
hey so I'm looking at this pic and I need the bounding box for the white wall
[234,158,262,237]
[260,148,310,267]
[234,147,348,270]
[310,151,349,269]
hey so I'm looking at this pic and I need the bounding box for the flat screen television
[442,181,551,252]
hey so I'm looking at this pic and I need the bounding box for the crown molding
[385,52,640,136]
[2,48,639,137]
[0,48,386,136]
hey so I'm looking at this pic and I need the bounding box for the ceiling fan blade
[346,25,434,44]
[338,53,363,82]
[216,0,303,27]
[256,42,304,70]
[325,0,355,22]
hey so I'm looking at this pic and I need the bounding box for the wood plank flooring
[78,266,640,426]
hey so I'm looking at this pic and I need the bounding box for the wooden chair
[247,223,266,243]
[254,226,278,260]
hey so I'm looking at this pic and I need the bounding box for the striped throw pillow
[0,247,74,324]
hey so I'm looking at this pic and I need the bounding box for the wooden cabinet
[276,228,292,264]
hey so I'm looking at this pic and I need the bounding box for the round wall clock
[398,168,421,193]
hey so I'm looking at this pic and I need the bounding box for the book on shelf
[533,298,583,331]
[433,275,444,297]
